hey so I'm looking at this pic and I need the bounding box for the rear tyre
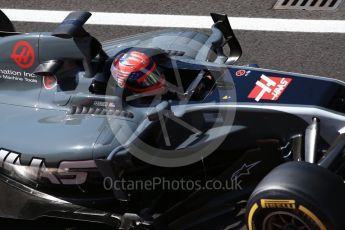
[246,161,345,230]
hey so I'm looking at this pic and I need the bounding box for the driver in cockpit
[110,50,167,95]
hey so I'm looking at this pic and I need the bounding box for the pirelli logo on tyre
[247,201,327,230]
[260,199,296,209]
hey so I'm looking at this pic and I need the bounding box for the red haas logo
[248,74,292,101]
[11,41,35,69]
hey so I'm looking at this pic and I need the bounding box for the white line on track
[3,8,345,33]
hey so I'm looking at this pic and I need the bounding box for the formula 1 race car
[0,9,344,230]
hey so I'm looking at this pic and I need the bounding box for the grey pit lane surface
[0,1,344,229]
[3,0,345,19]
[2,0,345,80]
[12,22,345,80]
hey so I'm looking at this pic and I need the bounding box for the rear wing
[196,13,242,64]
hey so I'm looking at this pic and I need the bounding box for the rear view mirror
[33,60,64,77]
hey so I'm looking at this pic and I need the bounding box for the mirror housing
[33,60,64,76]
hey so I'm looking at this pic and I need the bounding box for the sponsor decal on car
[231,161,261,181]
[235,69,251,77]
[0,148,96,185]
[248,74,292,101]
[0,68,38,84]
[43,75,57,90]
[260,199,296,209]
[235,69,246,77]
[11,41,35,69]
[93,100,116,108]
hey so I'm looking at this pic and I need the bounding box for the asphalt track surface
[0,0,345,229]
[2,0,345,79]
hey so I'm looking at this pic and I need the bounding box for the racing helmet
[110,51,165,93]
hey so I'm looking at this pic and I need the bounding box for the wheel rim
[262,211,312,230]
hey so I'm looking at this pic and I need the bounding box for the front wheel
[246,161,345,230]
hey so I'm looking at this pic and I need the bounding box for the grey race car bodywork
[0,10,344,230]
